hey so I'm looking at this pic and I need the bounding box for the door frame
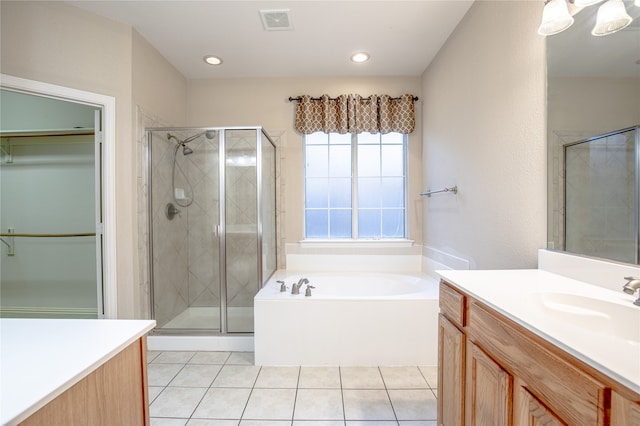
[1,74,117,318]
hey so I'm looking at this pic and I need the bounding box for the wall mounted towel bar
[420,185,458,197]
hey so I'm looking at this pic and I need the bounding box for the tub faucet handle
[277,280,287,292]
[305,285,315,297]
[292,278,309,295]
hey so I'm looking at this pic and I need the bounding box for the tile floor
[147,351,438,426]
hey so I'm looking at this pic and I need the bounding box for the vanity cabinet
[19,337,149,426]
[438,279,640,426]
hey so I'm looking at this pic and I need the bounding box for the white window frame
[303,132,409,241]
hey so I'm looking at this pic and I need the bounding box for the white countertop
[0,318,156,426]
[437,269,640,395]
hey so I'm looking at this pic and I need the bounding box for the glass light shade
[574,0,604,6]
[635,0,640,7]
[592,0,633,36]
[538,0,574,36]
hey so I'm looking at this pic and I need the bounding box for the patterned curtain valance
[292,94,417,135]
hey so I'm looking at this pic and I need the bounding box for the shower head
[167,130,216,155]
[182,144,194,155]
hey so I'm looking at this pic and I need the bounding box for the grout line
[378,366,400,424]
[339,366,346,424]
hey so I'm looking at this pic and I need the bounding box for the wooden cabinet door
[611,391,640,426]
[516,385,566,426]
[438,314,465,426]
[465,340,512,426]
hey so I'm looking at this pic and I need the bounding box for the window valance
[291,94,417,135]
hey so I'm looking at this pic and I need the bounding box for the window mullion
[351,133,358,239]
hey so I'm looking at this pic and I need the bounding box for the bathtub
[254,271,439,366]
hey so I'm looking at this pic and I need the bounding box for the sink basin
[535,292,640,343]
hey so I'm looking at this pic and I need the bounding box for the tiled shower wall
[564,128,637,264]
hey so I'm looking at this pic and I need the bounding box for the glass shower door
[149,129,221,331]
[224,129,259,333]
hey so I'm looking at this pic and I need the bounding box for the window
[304,132,407,239]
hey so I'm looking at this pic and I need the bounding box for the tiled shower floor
[147,351,438,426]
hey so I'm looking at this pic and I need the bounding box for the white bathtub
[254,271,439,366]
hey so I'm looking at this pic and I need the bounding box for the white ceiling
[67,0,474,80]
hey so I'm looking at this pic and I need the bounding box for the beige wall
[421,1,547,269]
[132,31,188,126]
[1,1,188,318]
[187,77,424,249]
[548,77,640,138]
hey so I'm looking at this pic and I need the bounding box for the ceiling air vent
[260,9,293,31]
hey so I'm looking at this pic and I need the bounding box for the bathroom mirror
[546,0,640,264]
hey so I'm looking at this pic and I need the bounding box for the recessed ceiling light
[203,55,223,66]
[350,52,370,63]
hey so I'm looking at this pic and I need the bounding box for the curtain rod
[288,95,418,102]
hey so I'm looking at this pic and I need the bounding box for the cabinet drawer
[439,281,465,327]
[467,301,607,426]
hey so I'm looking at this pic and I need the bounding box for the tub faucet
[622,276,640,306]
[292,278,309,295]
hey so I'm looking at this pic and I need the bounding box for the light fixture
[592,0,633,36]
[203,55,223,66]
[538,0,574,36]
[538,0,635,36]
[573,0,604,7]
[350,52,370,63]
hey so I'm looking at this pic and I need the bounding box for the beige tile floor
[147,351,438,426]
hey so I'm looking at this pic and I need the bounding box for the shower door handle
[212,224,220,237]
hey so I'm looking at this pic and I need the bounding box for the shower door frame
[147,126,276,334]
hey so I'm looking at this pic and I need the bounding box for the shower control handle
[165,203,181,220]
[277,280,287,292]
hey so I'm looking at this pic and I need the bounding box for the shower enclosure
[564,126,639,264]
[146,127,276,334]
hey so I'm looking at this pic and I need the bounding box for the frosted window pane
[381,145,403,176]
[306,210,328,238]
[330,178,351,208]
[358,177,380,208]
[381,178,404,208]
[329,145,351,177]
[330,133,351,145]
[307,132,328,145]
[382,210,404,238]
[358,210,380,238]
[358,145,380,177]
[306,178,328,208]
[330,209,352,238]
[382,133,403,144]
[306,145,328,177]
[358,132,379,144]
